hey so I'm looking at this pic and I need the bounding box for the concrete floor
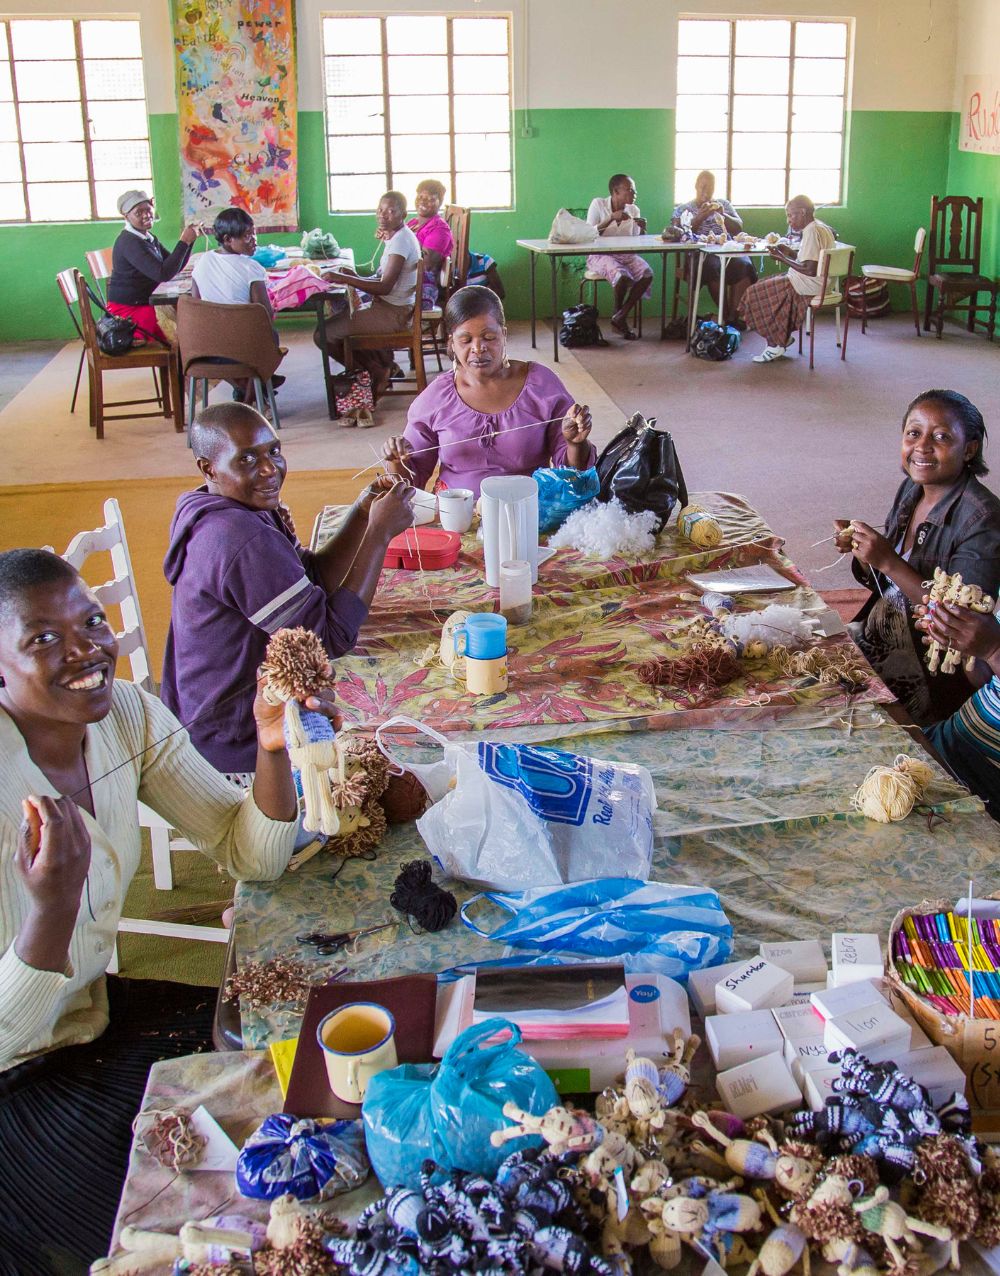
[0,340,63,412]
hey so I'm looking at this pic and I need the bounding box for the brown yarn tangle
[253,1218,346,1275]
[635,641,741,701]
[260,628,335,701]
[769,644,870,692]
[224,956,320,1012]
[134,1108,206,1171]
[332,800,387,859]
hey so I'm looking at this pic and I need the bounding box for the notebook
[283,974,438,1120]
[687,564,795,593]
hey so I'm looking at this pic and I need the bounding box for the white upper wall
[952,0,1000,108]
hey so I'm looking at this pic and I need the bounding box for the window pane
[455,132,509,171]
[95,178,135,218]
[15,61,79,102]
[19,101,83,143]
[674,131,727,170]
[85,59,145,100]
[0,140,20,180]
[391,132,449,174]
[91,138,150,180]
[452,18,507,54]
[325,56,382,97]
[24,141,87,181]
[795,22,847,58]
[792,94,843,131]
[735,20,790,56]
[734,57,789,94]
[454,169,510,208]
[0,62,12,102]
[454,93,509,132]
[323,17,380,55]
[732,95,788,132]
[0,181,25,220]
[732,132,787,168]
[677,56,729,95]
[0,24,7,58]
[386,16,445,54]
[389,94,449,134]
[87,99,148,140]
[388,55,447,95]
[81,21,141,59]
[790,131,842,169]
[789,168,841,204]
[327,94,383,134]
[676,94,728,132]
[793,58,845,95]
[0,101,18,141]
[330,172,387,212]
[27,180,90,220]
[674,168,704,204]
[678,20,730,56]
[327,134,385,175]
[730,170,786,205]
[10,20,74,60]
[452,56,508,94]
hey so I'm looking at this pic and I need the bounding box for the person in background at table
[738,194,834,363]
[0,549,328,1273]
[107,189,203,345]
[671,170,757,324]
[381,286,594,498]
[834,389,1000,727]
[407,179,454,312]
[314,191,420,402]
[190,207,285,402]
[585,174,653,340]
[161,403,414,776]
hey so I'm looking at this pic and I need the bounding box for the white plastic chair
[61,498,227,969]
[798,243,855,369]
[860,227,926,337]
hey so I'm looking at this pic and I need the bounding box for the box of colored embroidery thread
[885,899,1000,1136]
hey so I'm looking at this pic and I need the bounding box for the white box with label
[831,933,884,986]
[811,979,887,1022]
[805,1065,844,1110]
[706,1009,784,1072]
[716,959,794,1015]
[759,939,828,986]
[688,960,744,1018]
[894,1046,968,1106]
[784,1034,829,1070]
[824,1003,911,1063]
[716,1051,802,1119]
[773,1001,825,1042]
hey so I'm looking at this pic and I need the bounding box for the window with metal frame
[674,16,849,208]
[322,12,512,213]
[0,17,152,224]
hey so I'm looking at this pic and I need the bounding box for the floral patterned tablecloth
[317,491,890,733]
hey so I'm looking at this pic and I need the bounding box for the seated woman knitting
[834,389,1000,726]
[380,286,595,498]
[0,549,337,1273]
[586,173,652,340]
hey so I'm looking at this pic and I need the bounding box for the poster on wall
[174,0,298,231]
[959,75,1000,155]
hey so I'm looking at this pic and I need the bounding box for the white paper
[188,1104,240,1172]
[687,564,795,593]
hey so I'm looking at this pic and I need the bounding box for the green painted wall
[945,113,1000,279]
[1,106,952,341]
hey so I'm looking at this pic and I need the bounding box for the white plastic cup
[499,559,533,625]
[437,487,475,533]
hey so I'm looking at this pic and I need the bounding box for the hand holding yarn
[846,521,892,571]
[253,678,341,754]
[561,403,593,446]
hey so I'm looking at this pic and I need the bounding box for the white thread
[349,414,568,482]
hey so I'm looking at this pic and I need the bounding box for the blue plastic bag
[460,878,733,981]
[252,245,287,268]
[362,1018,558,1189]
[236,1114,369,1201]
[533,466,600,535]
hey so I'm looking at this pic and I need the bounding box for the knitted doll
[905,1134,981,1269]
[851,1186,952,1269]
[490,1100,604,1157]
[643,1178,762,1266]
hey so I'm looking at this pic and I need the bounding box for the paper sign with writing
[960,76,1000,156]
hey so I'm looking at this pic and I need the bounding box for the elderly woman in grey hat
[107,189,204,343]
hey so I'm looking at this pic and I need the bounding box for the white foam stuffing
[548,498,658,558]
[721,604,815,648]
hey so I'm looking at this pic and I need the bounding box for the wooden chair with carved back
[923,196,997,340]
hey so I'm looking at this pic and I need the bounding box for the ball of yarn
[390,860,457,932]
[381,770,429,824]
[852,753,934,823]
[679,504,723,548]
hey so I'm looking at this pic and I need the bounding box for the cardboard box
[811,979,887,1022]
[716,959,794,1015]
[716,1051,802,1119]
[688,960,744,1018]
[760,939,828,985]
[706,1009,783,1072]
[832,932,884,986]
[824,1003,911,1063]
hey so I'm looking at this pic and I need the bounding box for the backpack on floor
[559,303,608,349]
[690,319,741,361]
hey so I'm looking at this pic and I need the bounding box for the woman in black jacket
[834,389,1000,726]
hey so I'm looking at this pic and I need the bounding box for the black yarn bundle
[390,860,457,932]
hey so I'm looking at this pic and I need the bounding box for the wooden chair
[797,243,855,369]
[55,269,87,415]
[923,196,997,340]
[176,295,283,436]
[859,227,926,336]
[421,206,472,370]
[60,500,222,971]
[341,260,428,399]
[85,246,114,300]
[74,269,182,439]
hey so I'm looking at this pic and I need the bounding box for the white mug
[316,1002,397,1104]
[437,488,475,533]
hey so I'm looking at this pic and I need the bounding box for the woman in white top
[0,548,339,1271]
[585,174,653,340]
[315,190,421,402]
[191,207,284,400]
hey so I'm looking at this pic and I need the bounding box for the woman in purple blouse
[381,286,594,497]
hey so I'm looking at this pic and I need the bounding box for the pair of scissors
[296,919,395,956]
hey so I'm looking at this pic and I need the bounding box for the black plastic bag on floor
[559,303,608,348]
[595,412,688,531]
[690,319,741,361]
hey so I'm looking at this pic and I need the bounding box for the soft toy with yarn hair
[489,1100,604,1157]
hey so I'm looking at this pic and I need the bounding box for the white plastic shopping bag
[375,717,656,891]
[548,208,598,245]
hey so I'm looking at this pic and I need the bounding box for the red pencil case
[383,527,461,570]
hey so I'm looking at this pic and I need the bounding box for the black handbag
[690,319,741,361]
[559,303,608,349]
[84,281,165,355]
[595,412,688,531]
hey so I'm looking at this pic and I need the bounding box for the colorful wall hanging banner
[174,0,298,231]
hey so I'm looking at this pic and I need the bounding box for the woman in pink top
[407,179,454,310]
[382,286,594,497]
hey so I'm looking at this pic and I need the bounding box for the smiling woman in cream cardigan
[0,548,339,1274]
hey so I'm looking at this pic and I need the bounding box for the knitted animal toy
[490,1101,605,1158]
[789,1175,870,1263]
[905,1134,982,1269]
[925,567,995,674]
[746,1193,810,1276]
[690,1113,821,1200]
[974,1145,1000,1247]
[641,1177,762,1267]
[261,628,341,836]
[91,1218,265,1274]
[851,1186,952,1269]
[289,734,392,869]
[624,1030,699,1116]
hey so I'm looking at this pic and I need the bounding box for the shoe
[271,374,286,389]
[752,345,789,363]
[232,387,247,402]
[356,408,376,429]
[389,362,406,381]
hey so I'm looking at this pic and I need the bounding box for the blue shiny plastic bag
[252,245,286,268]
[362,1018,558,1189]
[533,466,600,535]
[460,878,733,981]
[236,1114,369,1201]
